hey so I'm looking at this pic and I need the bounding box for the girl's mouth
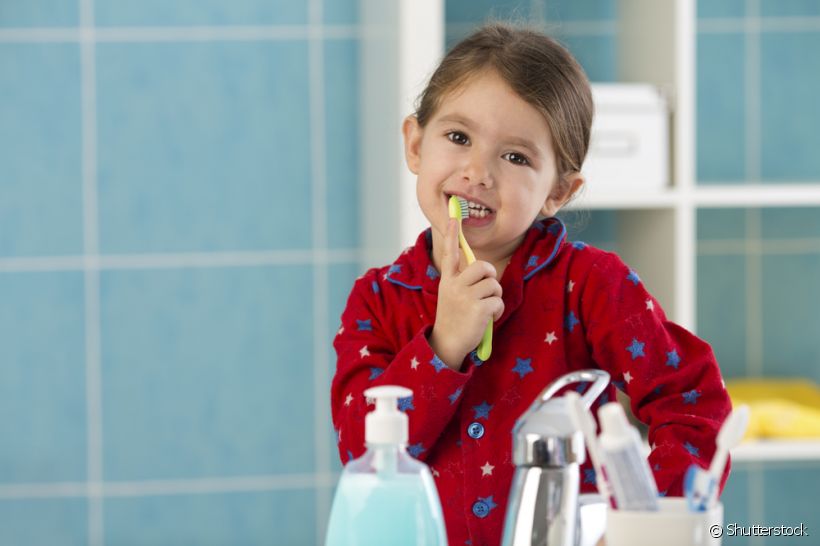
[446,193,495,227]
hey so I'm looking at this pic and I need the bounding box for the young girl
[331,23,731,546]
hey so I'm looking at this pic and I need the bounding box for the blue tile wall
[104,490,315,545]
[0,272,87,484]
[0,498,88,546]
[1,1,358,544]
[0,1,78,27]
[760,31,820,181]
[0,44,84,256]
[96,41,312,253]
[95,0,307,27]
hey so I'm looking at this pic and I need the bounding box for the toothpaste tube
[597,402,660,511]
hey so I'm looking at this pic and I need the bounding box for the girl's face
[403,69,581,268]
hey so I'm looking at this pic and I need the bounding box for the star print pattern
[472,401,493,420]
[666,350,681,369]
[511,357,533,378]
[626,338,645,359]
[330,218,732,546]
[565,311,579,332]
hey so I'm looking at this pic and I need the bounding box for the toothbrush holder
[605,497,724,546]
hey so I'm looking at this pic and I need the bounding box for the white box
[582,83,670,190]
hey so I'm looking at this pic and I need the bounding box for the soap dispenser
[325,385,448,546]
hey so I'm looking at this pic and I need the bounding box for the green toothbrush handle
[477,319,493,360]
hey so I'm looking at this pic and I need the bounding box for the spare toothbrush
[448,195,493,360]
[685,404,750,512]
[565,391,615,508]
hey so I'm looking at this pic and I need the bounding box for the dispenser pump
[364,386,412,445]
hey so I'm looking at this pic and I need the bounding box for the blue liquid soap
[325,386,447,546]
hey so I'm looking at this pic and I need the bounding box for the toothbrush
[565,391,615,508]
[685,404,750,511]
[448,195,493,360]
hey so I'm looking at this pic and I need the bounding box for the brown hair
[415,22,594,186]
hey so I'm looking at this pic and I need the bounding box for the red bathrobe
[331,217,731,546]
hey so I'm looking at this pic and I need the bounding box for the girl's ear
[402,115,423,174]
[541,172,585,217]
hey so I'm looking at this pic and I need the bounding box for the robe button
[467,422,484,439]
[472,500,489,518]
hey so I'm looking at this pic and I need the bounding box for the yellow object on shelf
[725,378,820,440]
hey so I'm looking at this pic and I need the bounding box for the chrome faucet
[501,369,610,546]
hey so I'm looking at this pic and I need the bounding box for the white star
[481,462,495,476]
[544,331,557,345]
[646,299,654,311]
[359,345,370,358]
[624,370,633,384]
[432,467,440,478]
[383,273,389,281]
[567,280,575,292]
[337,325,344,336]
[410,357,420,370]
[344,393,354,406]
[366,396,375,406]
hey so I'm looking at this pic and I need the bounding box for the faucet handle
[513,369,610,437]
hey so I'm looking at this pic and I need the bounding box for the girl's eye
[503,152,530,166]
[447,131,469,145]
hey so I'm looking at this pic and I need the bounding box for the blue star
[398,396,414,412]
[473,401,493,420]
[470,350,484,367]
[448,387,463,405]
[347,450,354,462]
[479,495,498,512]
[653,463,661,471]
[512,357,533,379]
[565,311,580,332]
[654,384,664,396]
[682,389,701,405]
[626,338,645,360]
[388,264,402,275]
[368,367,383,380]
[429,355,446,373]
[666,350,681,369]
[684,442,700,457]
[573,241,587,250]
[371,280,380,293]
[526,255,539,268]
[408,442,426,458]
[583,468,597,485]
[426,265,440,280]
[659,490,668,497]
[356,319,372,331]
[627,270,641,286]
[613,380,626,391]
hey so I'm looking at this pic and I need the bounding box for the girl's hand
[429,218,504,370]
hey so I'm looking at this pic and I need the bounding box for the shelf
[731,440,820,462]
[567,188,680,210]
[694,184,820,208]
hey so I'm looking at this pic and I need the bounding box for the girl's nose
[461,150,494,188]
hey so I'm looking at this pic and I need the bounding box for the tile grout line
[0,474,339,500]
[0,24,360,43]
[0,249,360,273]
[309,1,332,545]
[79,1,104,545]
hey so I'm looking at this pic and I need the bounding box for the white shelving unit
[359,0,820,462]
